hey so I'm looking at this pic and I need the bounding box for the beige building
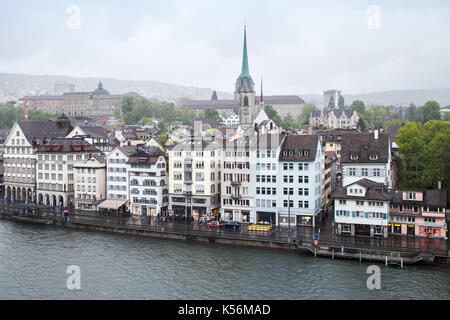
[168,138,222,221]
[74,155,107,211]
[310,109,359,130]
[22,82,142,119]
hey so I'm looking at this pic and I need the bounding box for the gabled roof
[332,186,390,201]
[16,120,73,143]
[311,108,355,119]
[424,189,447,207]
[340,132,390,164]
[347,178,386,190]
[279,135,319,162]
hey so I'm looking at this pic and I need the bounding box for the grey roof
[79,126,108,139]
[424,189,447,207]
[17,120,73,143]
[279,135,319,162]
[340,132,390,164]
[348,178,386,190]
[93,155,106,164]
[182,95,304,110]
[36,138,99,153]
[312,108,354,118]
[256,95,304,105]
[384,125,403,142]
[332,186,390,201]
[117,146,137,157]
[25,95,63,101]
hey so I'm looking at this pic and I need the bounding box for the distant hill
[302,89,450,108]
[0,73,232,105]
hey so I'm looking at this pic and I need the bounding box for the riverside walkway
[1,201,449,263]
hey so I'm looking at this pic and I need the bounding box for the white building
[127,146,169,216]
[100,146,136,213]
[221,135,254,223]
[222,112,240,127]
[3,116,73,204]
[66,125,114,153]
[253,133,286,225]
[333,179,389,238]
[277,135,324,228]
[36,138,100,208]
[168,137,222,221]
[74,155,107,211]
[340,130,392,188]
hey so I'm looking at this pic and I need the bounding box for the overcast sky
[1,0,449,95]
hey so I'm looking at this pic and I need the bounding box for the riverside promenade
[1,200,449,266]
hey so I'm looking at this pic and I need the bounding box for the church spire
[241,23,250,78]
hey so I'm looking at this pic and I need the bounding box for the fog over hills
[0,73,232,105]
[302,89,450,108]
[1,72,449,108]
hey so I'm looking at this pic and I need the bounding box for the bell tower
[235,23,256,128]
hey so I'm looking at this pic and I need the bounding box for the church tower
[235,24,256,128]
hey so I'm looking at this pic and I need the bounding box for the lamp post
[288,191,291,243]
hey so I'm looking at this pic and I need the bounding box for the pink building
[386,189,447,239]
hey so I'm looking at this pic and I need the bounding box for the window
[369,154,378,160]
[349,168,356,176]
[350,154,358,160]
[361,168,368,177]
[373,168,381,177]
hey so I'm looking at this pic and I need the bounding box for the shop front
[393,224,402,234]
[419,226,443,238]
[211,208,220,221]
[297,215,313,227]
[241,210,250,223]
[407,225,415,236]
[223,210,233,221]
[256,211,276,225]
[192,206,206,221]
[355,224,370,236]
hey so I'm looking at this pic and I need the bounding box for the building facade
[310,109,359,130]
[278,135,324,228]
[128,146,169,216]
[36,138,100,208]
[340,130,392,189]
[333,179,390,238]
[74,155,107,211]
[168,138,222,221]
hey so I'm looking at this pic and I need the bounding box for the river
[0,220,448,300]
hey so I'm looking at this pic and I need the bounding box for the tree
[282,114,294,131]
[233,105,239,115]
[121,95,135,114]
[203,107,221,122]
[0,105,24,129]
[407,104,418,122]
[350,100,366,114]
[180,109,196,125]
[297,104,318,126]
[338,95,345,108]
[421,100,441,123]
[396,121,450,192]
[328,96,335,109]
[264,105,282,127]
[357,117,367,131]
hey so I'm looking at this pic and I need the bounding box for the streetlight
[288,191,291,243]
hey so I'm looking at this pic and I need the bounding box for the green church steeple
[237,24,254,92]
[241,25,250,77]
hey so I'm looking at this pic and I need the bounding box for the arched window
[244,96,249,106]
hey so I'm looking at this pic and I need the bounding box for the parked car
[208,221,222,228]
[222,221,241,229]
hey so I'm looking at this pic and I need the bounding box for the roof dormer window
[369,154,378,160]
[350,154,359,160]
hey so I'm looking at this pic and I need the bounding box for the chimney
[374,129,379,140]
[438,180,442,190]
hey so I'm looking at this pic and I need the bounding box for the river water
[0,220,448,300]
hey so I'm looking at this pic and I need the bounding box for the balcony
[231,194,241,200]
[231,180,241,186]
[185,191,192,196]
[184,178,193,184]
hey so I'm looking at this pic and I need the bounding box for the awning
[98,199,128,210]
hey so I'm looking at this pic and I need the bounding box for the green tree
[121,95,135,114]
[421,100,441,123]
[357,117,367,131]
[328,96,335,109]
[202,107,221,122]
[350,100,366,114]
[233,105,239,115]
[407,104,418,122]
[0,105,24,129]
[264,105,282,127]
[297,104,318,126]
[282,114,294,131]
[338,95,345,108]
